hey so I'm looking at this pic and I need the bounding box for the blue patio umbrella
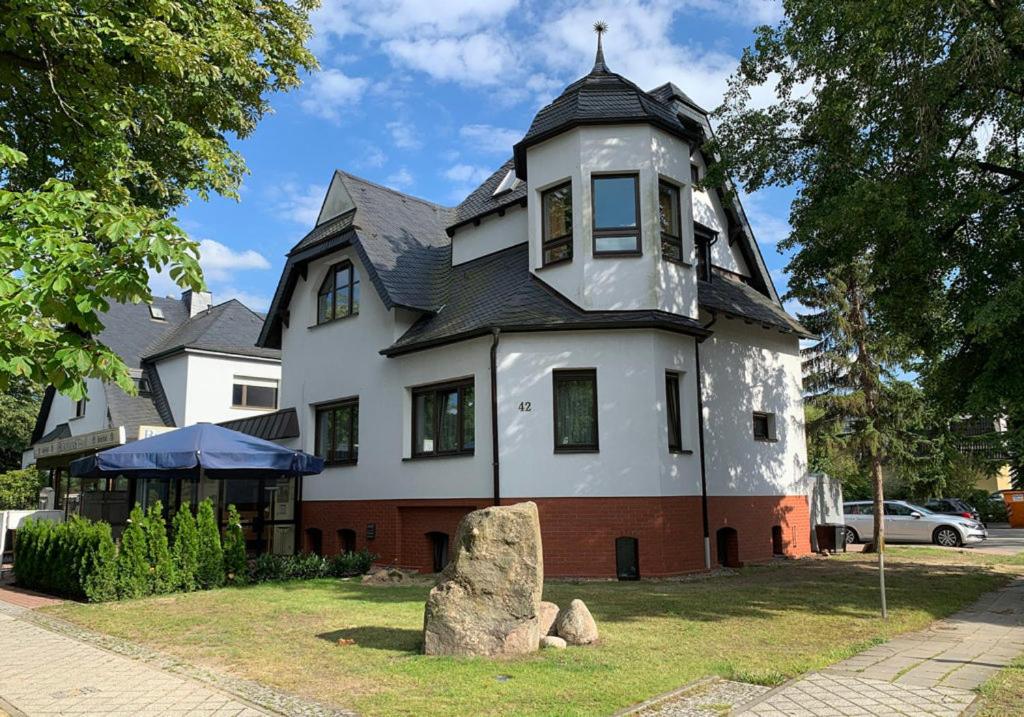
[69,423,324,480]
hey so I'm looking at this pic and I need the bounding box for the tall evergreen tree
[143,501,175,594]
[222,504,248,585]
[171,501,200,592]
[115,504,149,599]
[195,498,224,589]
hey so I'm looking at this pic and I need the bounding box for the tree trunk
[870,450,887,618]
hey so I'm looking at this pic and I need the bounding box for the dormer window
[149,305,165,321]
[542,182,573,266]
[317,261,360,325]
[492,170,522,197]
[592,174,640,256]
[658,180,683,263]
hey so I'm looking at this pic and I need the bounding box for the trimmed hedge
[13,517,117,601]
[15,498,377,601]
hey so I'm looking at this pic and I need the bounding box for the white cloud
[273,182,327,226]
[740,190,791,246]
[358,145,388,168]
[299,69,369,121]
[384,33,516,87]
[216,286,273,312]
[197,239,271,282]
[459,124,523,155]
[444,164,492,185]
[387,120,422,149]
[386,167,414,189]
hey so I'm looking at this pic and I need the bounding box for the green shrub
[115,504,150,599]
[144,501,176,594]
[196,498,224,589]
[328,549,377,577]
[971,489,1010,524]
[13,517,117,601]
[171,501,200,591]
[222,504,248,585]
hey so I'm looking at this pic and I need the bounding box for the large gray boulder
[555,599,598,645]
[422,502,544,656]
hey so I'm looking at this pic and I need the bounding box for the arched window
[615,537,639,580]
[305,528,323,556]
[426,531,450,573]
[317,261,360,324]
[338,528,357,554]
[716,527,740,568]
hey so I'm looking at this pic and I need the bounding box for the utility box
[815,523,847,554]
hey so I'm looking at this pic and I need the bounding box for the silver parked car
[843,500,987,547]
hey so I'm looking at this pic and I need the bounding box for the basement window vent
[492,170,522,197]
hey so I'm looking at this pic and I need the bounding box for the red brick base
[299,494,811,577]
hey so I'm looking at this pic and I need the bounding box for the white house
[257,40,815,577]
[26,291,293,550]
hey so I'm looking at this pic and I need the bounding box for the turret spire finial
[592,21,609,74]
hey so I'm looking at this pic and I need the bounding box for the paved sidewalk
[0,602,271,716]
[737,578,1024,716]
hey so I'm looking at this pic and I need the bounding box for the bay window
[592,174,640,255]
[553,369,599,452]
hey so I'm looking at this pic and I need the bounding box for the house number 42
[518,401,532,412]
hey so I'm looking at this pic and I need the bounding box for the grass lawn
[45,552,1014,716]
[976,657,1024,717]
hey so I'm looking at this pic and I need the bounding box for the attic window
[149,305,165,321]
[317,261,360,325]
[492,170,522,197]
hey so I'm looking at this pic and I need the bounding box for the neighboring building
[258,39,815,577]
[952,416,1014,493]
[25,291,290,550]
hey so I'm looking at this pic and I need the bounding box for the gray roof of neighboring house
[259,171,454,348]
[512,47,701,179]
[219,408,300,442]
[699,276,814,338]
[382,244,711,356]
[143,299,279,361]
[36,422,70,445]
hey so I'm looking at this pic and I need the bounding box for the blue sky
[153,0,798,312]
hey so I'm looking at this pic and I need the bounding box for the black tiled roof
[143,299,279,361]
[36,422,70,445]
[383,244,711,356]
[699,276,813,338]
[512,56,701,179]
[219,408,300,442]
[260,172,454,348]
[448,158,527,232]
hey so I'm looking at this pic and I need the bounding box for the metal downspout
[490,328,501,506]
[696,312,717,569]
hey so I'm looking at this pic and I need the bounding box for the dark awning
[69,423,324,480]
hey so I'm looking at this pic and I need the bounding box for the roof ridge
[337,170,453,211]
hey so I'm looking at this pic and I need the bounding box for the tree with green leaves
[709,0,1024,506]
[195,498,224,589]
[0,0,318,399]
[115,504,149,599]
[222,504,248,585]
[0,378,41,470]
[143,501,175,594]
[0,467,47,509]
[171,501,200,592]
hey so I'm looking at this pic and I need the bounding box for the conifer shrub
[171,501,200,591]
[144,501,176,594]
[195,498,225,589]
[222,504,248,584]
[13,517,117,601]
[115,504,150,599]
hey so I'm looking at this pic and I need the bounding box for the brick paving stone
[736,578,1024,716]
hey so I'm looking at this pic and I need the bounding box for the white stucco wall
[690,152,752,277]
[40,377,109,437]
[451,207,527,265]
[155,353,188,426]
[496,330,703,498]
[176,352,281,425]
[700,319,807,496]
[279,246,494,502]
[524,126,698,317]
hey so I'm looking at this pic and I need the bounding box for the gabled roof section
[447,158,528,234]
[143,299,279,361]
[97,296,189,369]
[316,171,357,226]
[382,244,711,356]
[512,49,701,179]
[259,172,455,349]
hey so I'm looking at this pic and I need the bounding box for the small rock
[539,601,559,636]
[540,636,566,649]
[336,638,356,646]
[555,599,598,645]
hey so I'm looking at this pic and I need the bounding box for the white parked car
[843,500,988,547]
